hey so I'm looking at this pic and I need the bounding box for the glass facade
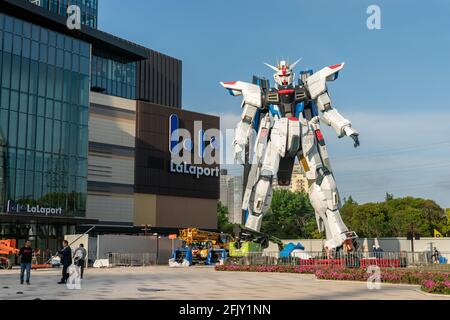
[91,54,136,100]
[0,221,75,259]
[0,13,90,216]
[29,0,98,29]
[0,134,5,209]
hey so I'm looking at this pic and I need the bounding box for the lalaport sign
[169,114,220,179]
[169,161,220,179]
[6,200,64,216]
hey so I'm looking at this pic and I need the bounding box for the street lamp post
[407,223,421,265]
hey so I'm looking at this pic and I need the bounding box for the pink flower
[422,280,435,289]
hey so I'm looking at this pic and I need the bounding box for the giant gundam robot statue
[221,60,359,252]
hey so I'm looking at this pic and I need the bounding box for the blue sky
[99,0,450,207]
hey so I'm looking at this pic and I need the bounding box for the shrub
[216,264,450,295]
[421,279,450,295]
[214,265,318,274]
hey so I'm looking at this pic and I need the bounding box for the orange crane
[170,228,232,266]
[179,228,229,247]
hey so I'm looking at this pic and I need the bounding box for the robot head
[264,59,301,87]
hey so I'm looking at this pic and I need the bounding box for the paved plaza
[0,266,448,300]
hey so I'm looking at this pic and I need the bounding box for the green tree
[442,209,450,236]
[345,196,358,205]
[341,196,447,237]
[385,193,394,201]
[385,197,446,237]
[217,202,234,234]
[389,207,424,237]
[261,189,319,239]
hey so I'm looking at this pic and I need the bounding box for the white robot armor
[221,60,359,251]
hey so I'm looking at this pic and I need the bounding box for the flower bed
[314,267,450,285]
[421,279,450,295]
[214,265,318,274]
[215,264,450,294]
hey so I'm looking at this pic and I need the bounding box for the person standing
[57,240,72,284]
[73,244,87,279]
[18,240,33,285]
[432,247,440,264]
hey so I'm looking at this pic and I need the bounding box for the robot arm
[305,63,360,148]
[316,91,360,147]
[220,81,263,162]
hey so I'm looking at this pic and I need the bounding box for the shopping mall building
[0,0,220,252]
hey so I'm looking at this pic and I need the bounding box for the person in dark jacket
[57,240,72,284]
[18,240,33,285]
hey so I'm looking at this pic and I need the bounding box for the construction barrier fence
[108,253,157,267]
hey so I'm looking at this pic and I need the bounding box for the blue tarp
[279,242,305,258]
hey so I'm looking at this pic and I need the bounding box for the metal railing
[227,251,450,269]
[106,251,449,269]
[108,253,157,267]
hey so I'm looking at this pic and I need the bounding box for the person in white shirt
[73,244,87,279]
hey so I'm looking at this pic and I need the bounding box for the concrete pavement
[0,266,448,300]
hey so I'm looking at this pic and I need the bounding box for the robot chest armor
[265,86,309,117]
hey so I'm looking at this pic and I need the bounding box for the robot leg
[245,120,285,231]
[245,176,273,231]
[301,121,356,250]
[245,141,278,231]
[308,168,355,250]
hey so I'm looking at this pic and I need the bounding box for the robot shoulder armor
[220,81,262,107]
[306,63,345,99]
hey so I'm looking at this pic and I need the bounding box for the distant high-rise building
[220,170,243,224]
[273,163,309,193]
[219,169,229,206]
[228,175,243,224]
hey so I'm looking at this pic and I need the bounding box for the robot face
[274,62,294,86]
[264,59,301,87]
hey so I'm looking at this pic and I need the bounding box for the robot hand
[343,126,360,148]
[350,134,360,148]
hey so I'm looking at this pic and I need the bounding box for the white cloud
[218,112,240,131]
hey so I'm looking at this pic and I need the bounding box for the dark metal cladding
[136,52,182,108]
[266,88,280,104]
[263,85,309,117]
[135,101,220,199]
[294,85,308,102]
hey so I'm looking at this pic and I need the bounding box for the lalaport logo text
[168,114,220,179]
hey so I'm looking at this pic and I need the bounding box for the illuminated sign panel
[6,200,63,216]
[168,114,219,179]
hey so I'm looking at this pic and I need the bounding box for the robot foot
[324,231,358,252]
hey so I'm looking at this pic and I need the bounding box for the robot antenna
[264,62,279,72]
[290,58,302,70]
